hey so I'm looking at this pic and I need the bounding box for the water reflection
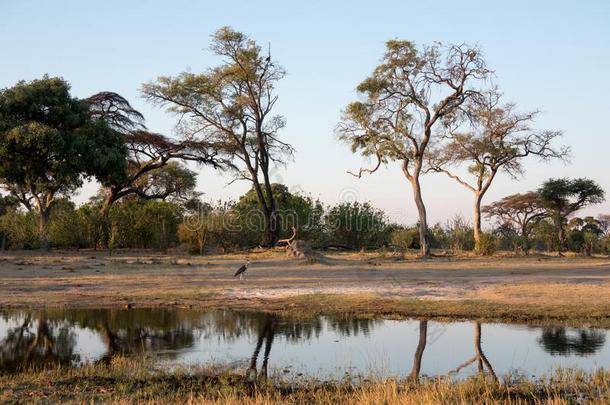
[0,309,608,378]
[447,322,497,381]
[0,316,78,372]
[538,327,606,356]
[409,320,427,380]
[247,316,276,380]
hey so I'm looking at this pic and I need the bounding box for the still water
[0,308,608,379]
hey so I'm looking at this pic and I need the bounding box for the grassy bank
[251,294,610,328]
[1,358,609,404]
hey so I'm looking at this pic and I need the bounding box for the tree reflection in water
[538,327,606,356]
[0,314,78,372]
[0,309,379,374]
[3,309,606,378]
[448,322,497,381]
[409,320,428,380]
[247,316,276,381]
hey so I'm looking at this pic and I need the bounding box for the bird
[234,260,250,280]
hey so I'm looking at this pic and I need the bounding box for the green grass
[1,358,609,404]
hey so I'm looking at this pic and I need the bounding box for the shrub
[476,233,497,256]
[325,201,390,249]
[445,215,474,253]
[390,227,419,251]
[0,210,38,249]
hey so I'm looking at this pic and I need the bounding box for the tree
[482,192,548,253]
[85,92,220,220]
[0,76,126,249]
[428,90,568,252]
[142,27,293,246]
[337,40,491,257]
[538,178,605,254]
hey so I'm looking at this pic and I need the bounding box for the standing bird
[234,260,250,280]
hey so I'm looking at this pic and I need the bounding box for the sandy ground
[1,250,610,311]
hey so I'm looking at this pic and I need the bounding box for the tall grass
[1,358,609,404]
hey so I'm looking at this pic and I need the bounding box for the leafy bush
[233,184,326,247]
[108,200,182,251]
[0,210,38,249]
[179,201,241,254]
[390,227,420,251]
[475,233,497,256]
[48,199,88,249]
[324,201,390,249]
[445,215,474,253]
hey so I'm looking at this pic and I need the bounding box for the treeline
[0,27,606,256]
[1,182,608,255]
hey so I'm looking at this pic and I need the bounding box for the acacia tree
[142,27,293,246]
[83,92,223,249]
[0,77,126,249]
[482,192,547,253]
[85,92,221,218]
[428,90,568,252]
[337,41,491,257]
[538,178,605,255]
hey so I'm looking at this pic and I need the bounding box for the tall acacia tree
[337,41,491,257]
[0,76,126,249]
[142,27,293,246]
[427,90,569,252]
[538,178,605,255]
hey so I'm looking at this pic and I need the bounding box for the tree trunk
[520,225,530,255]
[473,322,497,381]
[99,189,115,250]
[410,176,430,258]
[409,320,428,380]
[38,207,51,251]
[262,176,279,247]
[557,217,566,256]
[473,192,483,253]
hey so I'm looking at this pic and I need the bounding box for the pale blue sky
[1,0,609,224]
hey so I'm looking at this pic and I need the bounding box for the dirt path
[1,251,610,311]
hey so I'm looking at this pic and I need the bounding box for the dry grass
[1,250,610,326]
[1,358,609,404]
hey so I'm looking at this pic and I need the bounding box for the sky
[1,0,609,225]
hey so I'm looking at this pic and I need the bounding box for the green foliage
[390,227,420,251]
[108,200,182,251]
[475,233,498,256]
[566,216,604,255]
[0,76,126,247]
[179,201,240,254]
[539,177,605,252]
[0,76,126,192]
[444,215,475,253]
[324,201,390,249]
[233,184,325,247]
[0,210,38,249]
[48,198,85,249]
[530,218,558,252]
